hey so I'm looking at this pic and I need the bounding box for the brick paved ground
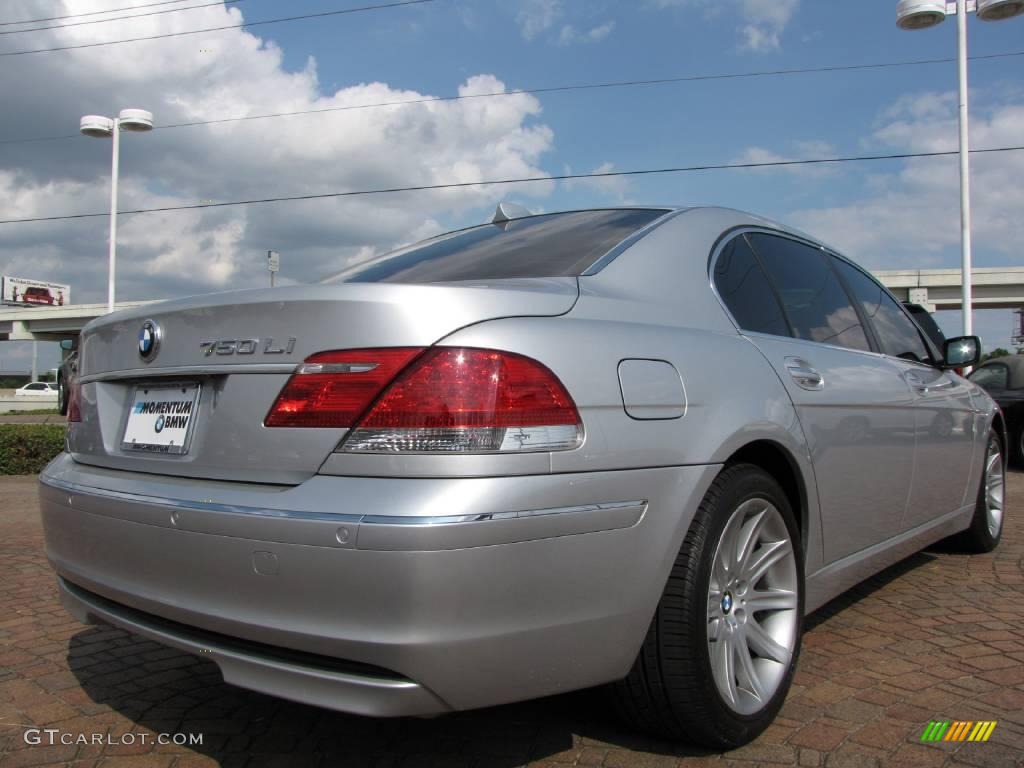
[1,472,1022,768]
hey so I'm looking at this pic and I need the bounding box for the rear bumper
[40,453,718,715]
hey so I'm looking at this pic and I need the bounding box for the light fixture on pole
[896,0,1023,339]
[267,250,280,288]
[80,108,154,313]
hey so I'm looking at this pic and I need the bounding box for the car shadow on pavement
[67,628,716,766]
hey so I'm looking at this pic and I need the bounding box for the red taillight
[66,379,82,423]
[341,348,582,453]
[264,348,424,428]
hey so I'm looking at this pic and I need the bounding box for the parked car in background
[21,286,55,305]
[57,339,79,417]
[39,206,1004,749]
[15,381,57,398]
[969,355,1024,464]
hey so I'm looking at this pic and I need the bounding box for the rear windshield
[325,209,667,284]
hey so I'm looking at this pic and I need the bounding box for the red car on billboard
[15,286,56,305]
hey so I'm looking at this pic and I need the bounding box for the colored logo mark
[921,721,997,742]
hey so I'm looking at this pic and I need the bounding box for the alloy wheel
[707,498,799,716]
[985,436,1005,539]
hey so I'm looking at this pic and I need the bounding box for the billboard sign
[1,276,70,307]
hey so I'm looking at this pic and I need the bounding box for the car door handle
[905,372,942,397]
[784,357,824,391]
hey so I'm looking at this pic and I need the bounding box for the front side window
[324,209,667,284]
[969,364,1009,390]
[831,257,932,363]
[748,233,870,352]
[712,235,790,337]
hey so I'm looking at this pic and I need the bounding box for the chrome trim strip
[41,475,363,524]
[582,208,691,276]
[40,473,645,528]
[359,500,644,527]
[80,363,298,384]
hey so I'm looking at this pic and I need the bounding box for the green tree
[982,347,1011,363]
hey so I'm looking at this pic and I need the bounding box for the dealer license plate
[121,383,201,455]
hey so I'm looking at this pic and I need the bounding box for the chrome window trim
[40,473,644,528]
[708,226,906,362]
[581,208,689,275]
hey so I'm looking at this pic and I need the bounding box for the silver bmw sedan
[39,205,1005,748]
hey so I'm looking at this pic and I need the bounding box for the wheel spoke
[708,616,724,642]
[747,588,798,613]
[719,512,745,579]
[741,538,791,586]
[734,629,766,701]
[711,633,737,706]
[746,616,792,665]
[708,588,723,617]
[735,508,768,576]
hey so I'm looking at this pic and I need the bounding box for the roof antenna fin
[491,201,532,225]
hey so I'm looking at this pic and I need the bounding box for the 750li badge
[199,337,296,356]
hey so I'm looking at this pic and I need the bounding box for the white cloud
[790,93,1024,269]
[516,0,563,40]
[0,1,557,314]
[558,21,616,46]
[562,161,630,198]
[732,140,838,177]
[651,0,800,51]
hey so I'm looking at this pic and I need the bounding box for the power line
[2,50,1021,146]
[0,0,435,57]
[0,0,194,26]
[0,0,246,36]
[1,146,1020,226]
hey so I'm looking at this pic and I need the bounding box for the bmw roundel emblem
[154,415,165,433]
[138,319,161,362]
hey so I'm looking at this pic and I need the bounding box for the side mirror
[60,339,77,351]
[942,335,981,369]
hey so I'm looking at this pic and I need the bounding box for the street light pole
[956,0,973,336]
[80,108,153,314]
[108,118,121,314]
[895,0,1024,338]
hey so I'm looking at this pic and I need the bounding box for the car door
[830,257,977,530]
[712,232,916,563]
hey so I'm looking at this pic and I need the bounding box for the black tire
[949,429,1004,553]
[610,463,804,748]
[57,373,68,416]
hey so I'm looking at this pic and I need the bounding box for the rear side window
[831,258,932,363]
[713,235,790,337]
[327,209,666,284]
[748,233,871,352]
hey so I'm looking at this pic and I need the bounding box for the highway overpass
[0,302,152,342]
[874,267,1024,311]
[1,267,1023,342]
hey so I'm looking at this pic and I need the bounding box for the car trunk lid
[67,279,577,484]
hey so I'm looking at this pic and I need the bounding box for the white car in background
[14,381,57,398]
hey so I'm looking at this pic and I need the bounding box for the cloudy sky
[1,0,1023,372]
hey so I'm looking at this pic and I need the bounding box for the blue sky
[1,0,1023,372]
